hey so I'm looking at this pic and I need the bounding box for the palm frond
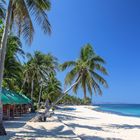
[62,43,108,98]
[25,0,51,34]
[80,43,95,61]
[13,0,34,44]
[0,0,5,19]
[90,71,108,88]
[72,74,82,94]
[61,61,76,71]
[91,55,106,64]
[94,63,108,75]
[73,79,81,94]
[86,74,93,97]
[90,77,103,96]
[65,67,77,85]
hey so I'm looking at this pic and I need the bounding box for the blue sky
[23,0,140,104]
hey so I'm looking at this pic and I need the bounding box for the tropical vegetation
[0,0,108,135]
[0,0,51,135]
[61,44,108,99]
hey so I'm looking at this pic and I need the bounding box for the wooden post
[7,105,10,120]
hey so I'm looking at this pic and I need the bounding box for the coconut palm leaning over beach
[43,44,108,116]
[61,44,108,99]
[0,0,51,135]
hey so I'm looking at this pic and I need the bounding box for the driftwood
[30,113,44,122]
[30,99,52,122]
[30,109,53,122]
[30,111,52,122]
[30,79,80,122]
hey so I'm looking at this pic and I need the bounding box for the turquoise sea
[95,104,140,117]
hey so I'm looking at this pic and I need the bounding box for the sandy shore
[55,105,140,140]
[1,112,80,140]
[1,106,140,140]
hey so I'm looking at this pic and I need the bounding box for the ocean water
[94,104,140,117]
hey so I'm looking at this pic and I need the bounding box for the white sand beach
[1,106,140,140]
[55,106,140,140]
[1,112,80,140]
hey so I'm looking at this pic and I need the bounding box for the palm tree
[0,1,5,20]
[42,44,108,117]
[0,30,24,135]
[0,0,51,90]
[23,52,58,103]
[43,73,62,102]
[61,44,108,99]
[41,72,62,116]
[2,33,24,90]
[0,1,51,134]
[22,52,58,112]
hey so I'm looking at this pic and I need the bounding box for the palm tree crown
[61,44,108,99]
[0,30,24,90]
[42,72,62,102]
[3,0,51,44]
[23,51,58,101]
[0,1,5,20]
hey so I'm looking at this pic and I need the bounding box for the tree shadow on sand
[8,124,77,139]
[108,124,140,129]
[55,113,98,121]
[79,134,122,140]
[3,113,36,129]
[66,123,103,131]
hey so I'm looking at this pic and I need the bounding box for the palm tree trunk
[31,79,34,112]
[82,79,87,99]
[83,85,87,99]
[19,77,27,94]
[38,84,43,109]
[45,77,81,114]
[31,79,34,101]
[0,0,12,135]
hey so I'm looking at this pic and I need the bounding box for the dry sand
[55,105,140,140]
[1,106,140,140]
[1,112,80,140]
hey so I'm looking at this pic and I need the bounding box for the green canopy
[1,91,15,105]
[1,88,31,105]
[19,94,32,104]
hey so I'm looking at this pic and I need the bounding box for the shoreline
[60,104,140,118]
[89,106,140,118]
[92,105,140,118]
[1,105,140,140]
[55,105,140,140]
[94,108,140,118]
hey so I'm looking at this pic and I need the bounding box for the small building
[1,88,32,120]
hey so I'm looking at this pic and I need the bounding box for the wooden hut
[1,88,32,120]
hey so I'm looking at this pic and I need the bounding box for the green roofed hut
[1,88,31,120]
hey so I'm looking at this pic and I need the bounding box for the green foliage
[42,73,62,103]
[2,41,108,106]
[59,94,91,105]
[81,97,92,105]
[61,43,108,99]
[2,0,51,45]
[0,31,24,91]
[0,0,5,20]
[1,1,108,108]
[33,102,38,111]
[22,51,59,102]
